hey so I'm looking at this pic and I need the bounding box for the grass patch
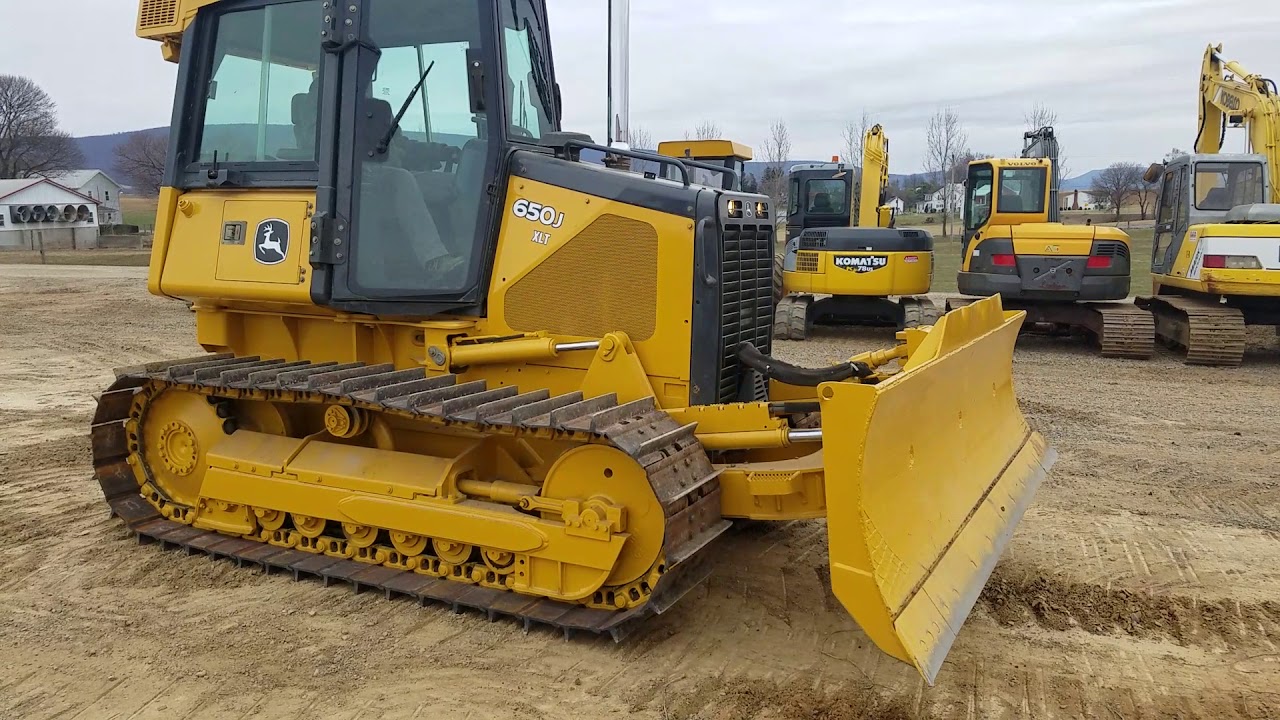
[0,249,151,266]
[120,195,159,228]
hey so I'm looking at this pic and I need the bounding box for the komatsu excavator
[97,0,1052,684]
[775,125,937,339]
[1135,43,1280,365]
[950,127,1155,359]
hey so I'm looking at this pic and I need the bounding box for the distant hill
[1061,169,1104,191]
[75,128,167,184]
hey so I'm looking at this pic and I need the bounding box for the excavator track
[1136,295,1247,366]
[1091,303,1156,360]
[900,297,940,329]
[91,354,731,640]
[947,298,1154,360]
[773,294,811,340]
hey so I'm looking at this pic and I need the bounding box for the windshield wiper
[375,60,435,155]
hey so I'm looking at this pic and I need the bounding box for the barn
[0,177,101,249]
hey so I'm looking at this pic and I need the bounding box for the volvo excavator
[949,127,1155,359]
[774,125,937,339]
[99,0,1053,684]
[1135,43,1280,365]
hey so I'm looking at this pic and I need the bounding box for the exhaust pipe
[606,0,629,150]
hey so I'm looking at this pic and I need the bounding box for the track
[1092,303,1156,359]
[948,297,1155,359]
[90,354,730,641]
[1137,295,1248,366]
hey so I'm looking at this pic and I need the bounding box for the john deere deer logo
[254,219,290,265]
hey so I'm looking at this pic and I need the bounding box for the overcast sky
[5,0,1279,176]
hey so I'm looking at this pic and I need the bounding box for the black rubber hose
[735,342,874,387]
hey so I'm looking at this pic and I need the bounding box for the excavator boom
[1197,43,1280,203]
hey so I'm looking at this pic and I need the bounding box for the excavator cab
[784,163,854,240]
[655,140,752,191]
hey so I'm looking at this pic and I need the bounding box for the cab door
[1151,165,1186,276]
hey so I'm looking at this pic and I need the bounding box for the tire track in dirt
[979,562,1280,650]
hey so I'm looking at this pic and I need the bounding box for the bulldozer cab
[163,0,560,314]
[1151,153,1271,275]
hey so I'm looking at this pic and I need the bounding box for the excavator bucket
[816,295,1055,684]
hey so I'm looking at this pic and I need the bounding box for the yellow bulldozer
[1135,43,1280,365]
[775,125,938,339]
[97,0,1053,683]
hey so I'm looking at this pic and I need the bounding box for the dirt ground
[2,264,1279,719]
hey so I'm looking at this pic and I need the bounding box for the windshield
[996,167,1046,214]
[197,0,324,163]
[966,164,993,230]
[805,178,846,215]
[348,0,490,297]
[1195,162,1264,210]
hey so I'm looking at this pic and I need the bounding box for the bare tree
[627,125,653,152]
[692,121,721,141]
[0,75,84,178]
[759,119,792,209]
[1135,172,1158,220]
[113,131,168,194]
[1090,162,1145,222]
[841,111,871,167]
[1024,102,1070,179]
[925,107,967,236]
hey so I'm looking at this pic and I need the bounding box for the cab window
[996,167,1047,214]
[197,0,324,163]
[966,164,993,230]
[1195,162,1264,210]
[500,1,554,140]
[805,179,846,215]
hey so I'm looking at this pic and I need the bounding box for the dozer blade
[816,295,1055,684]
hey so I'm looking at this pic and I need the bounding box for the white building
[0,178,100,249]
[1059,189,1098,211]
[915,183,965,214]
[884,196,906,213]
[45,170,123,225]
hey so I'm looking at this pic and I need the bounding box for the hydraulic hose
[734,342,873,387]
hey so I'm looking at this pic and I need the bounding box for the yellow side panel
[486,177,695,387]
[155,189,316,304]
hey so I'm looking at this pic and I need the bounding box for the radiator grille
[799,231,828,250]
[796,251,820,273]
[506,214,658,340]
[718,222,775,403]
[138,0,178,29]
[1093,241,1130,258]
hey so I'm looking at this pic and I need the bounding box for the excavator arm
[1197,43,1280,203]
[858,124,894,228]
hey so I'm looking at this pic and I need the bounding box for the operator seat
[1201,187,1230,210]
[812,193,833,212]
[355,99,451,290]
[280,78,319,160]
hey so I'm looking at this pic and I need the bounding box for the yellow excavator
[775,125,936,339]
[101,0,1053,683]
[1135,43,1280,365]
[950,127,1155,358]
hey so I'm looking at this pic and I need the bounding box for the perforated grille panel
[506,214,658,341]
[718,222,775,403]
[138,0,178,29]
[796,251,820,273]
